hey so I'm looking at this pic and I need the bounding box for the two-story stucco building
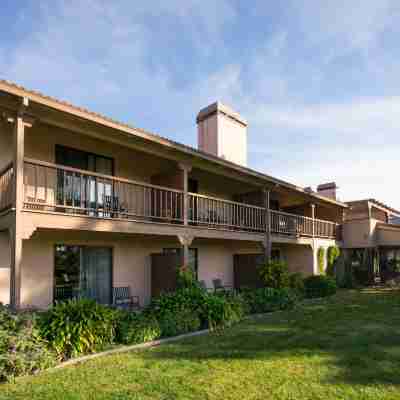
[0,80,346,309]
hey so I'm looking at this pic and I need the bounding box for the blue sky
[1,1,400,207]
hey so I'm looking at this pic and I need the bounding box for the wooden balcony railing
[23,159,184,223]
[270,210,314,237]
[188,193,266,232]
[0,163,13,212]
[22,158,340,239]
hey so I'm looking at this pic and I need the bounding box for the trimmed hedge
[241,287,298,314]
[304,275,337,298]
[115,312,161,345]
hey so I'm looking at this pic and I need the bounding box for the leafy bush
[318,247,326,275]
[288,272,305,294]
[39,299,117,359]
[304,275,337,298]
[148,286,206,321]
[327,246,340,277]
[176,265,197,289]
[158,307,201,337]
[115,312,161,345]
[0,304,56,382]
[258,260,290,289]
[202,294,246,331]
[241,287,297,314]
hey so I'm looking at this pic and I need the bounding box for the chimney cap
[196,101,247,126]
[317,182,337,191]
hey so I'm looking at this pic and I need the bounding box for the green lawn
[2,289,400,400]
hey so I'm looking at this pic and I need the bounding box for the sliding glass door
[54,245,113,304]
[55,145,114,214]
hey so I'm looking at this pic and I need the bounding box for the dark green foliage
[288,272,305,294]
[158,308,201,337]
[201,294,246,331]
[0,304,56,382]
[241,287,297,314]
[258,259,290,289]
[115,312,161,345]
[38,299,117,359]
[318,247,326,275]
[327,246,340,277]
[147,286,246,333]
[304,275,337,298]
[176,264,197,289]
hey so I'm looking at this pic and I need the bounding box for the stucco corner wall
[280,244,315,276]
[0,231,11,305]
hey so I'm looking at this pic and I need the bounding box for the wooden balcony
[0,163,13,212]
[22,158,340,239]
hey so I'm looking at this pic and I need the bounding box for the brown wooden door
[233,254,265,290]
[151,253,181,298]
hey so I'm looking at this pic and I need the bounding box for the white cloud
[2,0,400,208]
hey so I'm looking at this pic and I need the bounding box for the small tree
[176,265,196,289]
[258,259,290,289]
[318,247,326,275]
[327,246,340,277]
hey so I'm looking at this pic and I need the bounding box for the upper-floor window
[55,145,114,175]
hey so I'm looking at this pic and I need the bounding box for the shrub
[202,294,245,331]
[147,286,244,333]
[241,287,297,314]
[148,286,207,322]
[0,304,56,382]
[157,307,201,337]
[115,312,161,345]
[288,272,305,294]
[304,275,337,298]
[258,259,290,289]
[327,246,340,277]
[176,264,197,289]
[39,299,117,359]
[318,247,326,275]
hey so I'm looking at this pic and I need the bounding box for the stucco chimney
[197,102,248,166]
[317,182,338,200]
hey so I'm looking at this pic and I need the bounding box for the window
[163,248,198,278]
[55,145,114,213]
[271,249,281,261]
[54,245,113,304]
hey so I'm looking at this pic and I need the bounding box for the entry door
[81,247,113,304]
[151,253,181,297]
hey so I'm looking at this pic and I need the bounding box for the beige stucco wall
[17,232,263,308]
[0,231,11,304]
[377,225,400,247]
[342,219,376,248]
[25,122,178,185]
[279,243,314,276]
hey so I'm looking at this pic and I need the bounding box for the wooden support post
[178,234,194,266]
[311,203,316,238]
[264,189,272,261]
[179,163,192,226]
[10,99,33,309]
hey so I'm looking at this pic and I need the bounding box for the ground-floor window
[54,245,113,304]
[162,248,198,278]
[271,249,281,261]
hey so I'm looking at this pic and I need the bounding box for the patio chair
[212,279,233,293]
[199,280,213,292]
[113,286,140,310]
